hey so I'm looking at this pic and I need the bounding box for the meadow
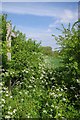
[44,55,62,68]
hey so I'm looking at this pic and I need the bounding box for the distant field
[44,56,62,69]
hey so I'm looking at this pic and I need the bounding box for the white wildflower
[19,92,22,94]
[51,104,54,108]
[61,88,64,91]
[2,104,4,107]
[43,110,47,113]
[5,94,9,97]
[33,89,35,92]
[50,77,54,80]
[25,92,28,95]
[0,83,3,86]
[31,76,35,80]
[55,106,59,109]
[56,89,59,91]
[42,70,45,74]
[58,113,61,116]
[62,98,66,101]
[5,115,10,118]
[21,99,24,102]
[10,96,13,98]
[46,103,48,106]
[8,106,11,110]
[59,94,62,97]
[6,91,8,93]
[8,111,13,115]
[49,114,52,117]
[54,94,58,98]
[0,90,3,93]
[25,70,28,73]
[28,85,32,88]
[1,99,5,103]
[13,109,17,113]
[27,115,30,118]
[49,92,54,96]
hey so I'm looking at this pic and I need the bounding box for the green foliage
[53,22,80,112]
[41,46,54,56]
[44,56,62,69]
[2,14,7,42]
[1,14,80,119]
[1,14,8,69]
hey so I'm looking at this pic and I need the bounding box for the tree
[2,14,44,92]
[52,21,80,109]
[41,46,53,56]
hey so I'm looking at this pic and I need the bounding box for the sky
[1,0,79,2]
[1,2,78,50]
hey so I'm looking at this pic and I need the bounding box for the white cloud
[2,3,59,17]
[2,2,78,50]
[14,24,57,50]
[2,3,78,23]
[48,9,78,32]
[59,9,77,23]
[2,3,78,20]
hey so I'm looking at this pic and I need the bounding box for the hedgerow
[1,14,80,119]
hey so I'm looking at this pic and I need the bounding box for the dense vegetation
[0,14,80,119]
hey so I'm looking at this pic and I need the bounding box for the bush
[1,14,80,119]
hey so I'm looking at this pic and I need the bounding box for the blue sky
[1,2,78,50]
[1,0,79,2]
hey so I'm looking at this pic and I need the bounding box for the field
[44,55,62,68]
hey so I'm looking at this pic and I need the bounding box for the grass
[44,55,62,69]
